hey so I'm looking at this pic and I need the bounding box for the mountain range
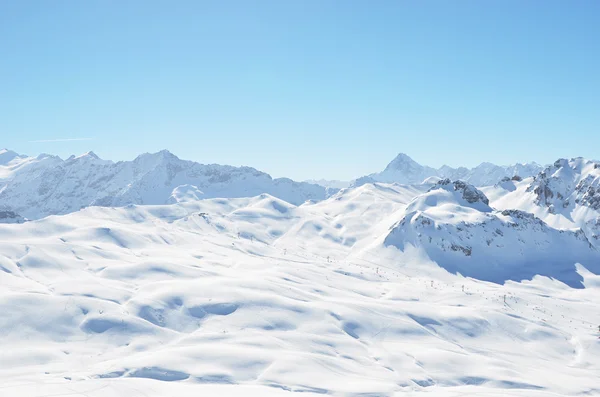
[0,149,333,219]
[0,148,547,219]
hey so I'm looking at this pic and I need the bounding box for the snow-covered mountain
[482,157,600,229]
[383,179,599,288]
[353,153,544,187]
[0,149,334,219]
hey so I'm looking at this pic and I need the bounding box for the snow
[2,172,600,396]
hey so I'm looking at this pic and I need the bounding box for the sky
[1,1,599,181]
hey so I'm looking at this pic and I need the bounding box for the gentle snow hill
[383,179,600,288]
[1,189,599,396]
[0,149,333,219]
[167,184,205,203]
[354,153,544,187]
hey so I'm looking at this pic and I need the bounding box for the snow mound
[168,185,205,203]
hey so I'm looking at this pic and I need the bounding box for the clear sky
[1,1,599,180]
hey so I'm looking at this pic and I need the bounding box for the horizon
[2,1,599,180]
[2,146,580,183]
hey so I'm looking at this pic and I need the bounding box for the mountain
[482,157,600,243]
[353,153,544,187]
[383,179,599,288]
[0,149,335,219]
[0,148,27,166]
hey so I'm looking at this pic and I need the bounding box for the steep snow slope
[0,150,332,219]
[1,183,600,396]
[354,153,543,187]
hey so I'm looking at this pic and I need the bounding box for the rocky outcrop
[431,179,490,205]
[526,158,600,213]
[0,210,26,224]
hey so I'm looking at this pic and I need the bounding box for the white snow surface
[2,177,600,396]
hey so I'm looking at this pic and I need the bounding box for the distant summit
[0,149,27,166]
[353,152,544,187]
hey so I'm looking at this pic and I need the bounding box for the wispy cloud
[28,138,94,143]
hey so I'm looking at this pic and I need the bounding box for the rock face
[352,153,543,187]
[383,180,599,288]
[0,210,26,224]
[432,179,490,205]
[0,150,334,219]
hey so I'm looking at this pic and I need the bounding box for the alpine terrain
[1,150,599,397]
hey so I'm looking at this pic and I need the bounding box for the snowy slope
[2,175,600,396]
[0,150,332,219]
[354,153,543,187]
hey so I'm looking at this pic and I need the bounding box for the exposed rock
[527,158,600,211]
[431,179,490,205]
[0,210,26,224]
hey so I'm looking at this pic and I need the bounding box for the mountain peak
[79,151,100,160]
[358,152,545,187]
[0,148,27,165]
[383,153,420,172]
[157,149,179,159]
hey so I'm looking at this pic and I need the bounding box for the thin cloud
[29,138,94,143]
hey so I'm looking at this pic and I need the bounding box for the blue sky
[1,1,599,180]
